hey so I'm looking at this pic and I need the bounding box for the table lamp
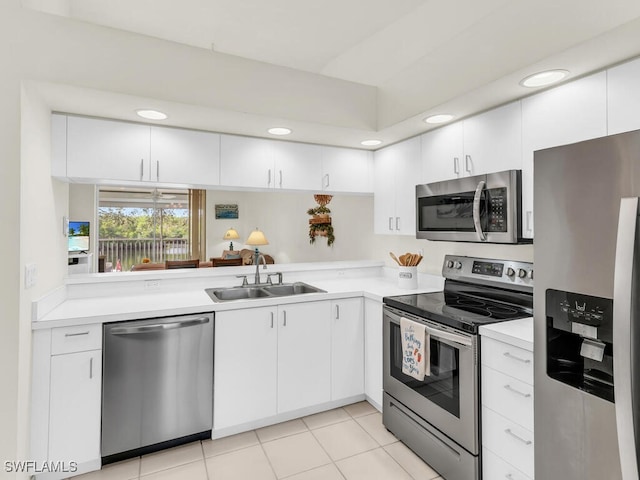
[223,228,240,250]
[245,228,269,264]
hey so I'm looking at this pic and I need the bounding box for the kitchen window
[97,187,205,271]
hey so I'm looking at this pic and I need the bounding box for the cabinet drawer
[481,337,533,384]
[51,324,102,355]
[482,406,534,478]
[483,447,532,480]
[482,365,534,431]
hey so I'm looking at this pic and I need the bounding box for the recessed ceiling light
[136,109,168,120]
[361,139,382,146]
[424,114,454,124]
[520,70,569,88]
[268,127,292,135]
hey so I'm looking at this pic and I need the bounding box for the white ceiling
[22,0,640,148]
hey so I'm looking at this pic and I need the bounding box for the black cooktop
[384,280,533,334]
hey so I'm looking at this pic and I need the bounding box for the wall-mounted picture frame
[215,204,239,219]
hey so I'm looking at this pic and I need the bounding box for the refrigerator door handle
[613,196,640,480]
[472,180,487,242]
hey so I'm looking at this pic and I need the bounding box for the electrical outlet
[25,263,38,289]
[144,280,160,290]
[337,270,345,277]
[418,248,424,256]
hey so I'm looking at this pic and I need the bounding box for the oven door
[383,305,479,454]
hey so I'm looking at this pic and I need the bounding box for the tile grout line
[200,440,212,480]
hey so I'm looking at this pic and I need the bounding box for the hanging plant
[308,195,335,246]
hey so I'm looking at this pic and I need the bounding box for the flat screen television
[68,221,90,253]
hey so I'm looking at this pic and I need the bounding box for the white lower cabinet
[330,298,364,400]
[363,299,383,409]
[481,335,534,480]
[215,299,355,431]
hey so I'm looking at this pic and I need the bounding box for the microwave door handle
[473,180,487,241]
[614,196,640,480]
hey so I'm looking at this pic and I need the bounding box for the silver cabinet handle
[324,173,330,189]
[395,217,400,231]
[283,310,287,326]
[504,384,532,398]
[504,428,532,445]
[156,160,160,181]
[268,169,272,186]
[503,351,531,364]
[65,331,90,337]
[388,217,393,231]
[465,154,472,173]
[140,158,144,180]
[89,357,93,379]
[472,180,487,241]
[111,316,210,335]
[335,305,340,320]
[453,157,460,174]
[279,170,283,187]
[613,197,640,480]
[270,312,274,328]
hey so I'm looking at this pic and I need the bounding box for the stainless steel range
[382,255,533,480]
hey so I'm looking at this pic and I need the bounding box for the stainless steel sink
[205,282,325,302]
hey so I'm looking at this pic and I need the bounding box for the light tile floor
[71,402,442,480]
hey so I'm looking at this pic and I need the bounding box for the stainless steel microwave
[416,170,530,243]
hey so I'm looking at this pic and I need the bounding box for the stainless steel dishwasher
[101,313,213,463]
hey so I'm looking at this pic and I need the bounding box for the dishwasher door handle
[110,316,210,335]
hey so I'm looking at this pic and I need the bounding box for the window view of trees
[97,189,190,271]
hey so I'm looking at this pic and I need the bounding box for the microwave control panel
[487,187,507,232]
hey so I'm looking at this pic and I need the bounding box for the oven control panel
[442,255,533,290]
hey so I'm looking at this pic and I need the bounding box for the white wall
[206,191,374,263]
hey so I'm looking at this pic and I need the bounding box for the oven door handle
[473,180,487,242]
[426,326,473,347]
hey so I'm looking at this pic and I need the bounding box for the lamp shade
[223,228,240,241]
[245,228,269,246]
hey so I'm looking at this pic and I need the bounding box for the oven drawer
[482,406,534,478]
[51,324,102,355]
[481,337,533,384]
[481,365,534,431]
[483,447,533,480]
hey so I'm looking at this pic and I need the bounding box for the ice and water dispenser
[546,289,614,402]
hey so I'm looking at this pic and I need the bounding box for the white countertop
[479,317,534,351]
[33,262,445,329]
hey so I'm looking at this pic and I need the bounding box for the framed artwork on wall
[215,204,239,219]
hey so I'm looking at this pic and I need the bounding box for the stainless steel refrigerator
[534,130,640,479]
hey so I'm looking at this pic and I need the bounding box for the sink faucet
[254,253,267,285]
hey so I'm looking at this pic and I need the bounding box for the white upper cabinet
[420,122,463,184]
[271,140,323,191]
[373,136,420,235]
[321,147,374,193]
[51,113,67,178]
[462,101,522,176]
[608,57,640,135]
[67,116,151,182]
[521,72,607,238]
[220,134,323,191]
[150,126,220,186]
[421,102,521,184]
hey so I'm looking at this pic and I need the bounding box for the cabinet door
[277,301,331,413]
[608,57,640,135]
[463,101,522,177]
[214,307,278,429]
[364,299,383,408]
[521,72,607,238]
[67,116,151,182]
[331,298,364,400]
[394,136,421,235]
[373,144,398,234]
[271,141,322,191]
[150,127,220,186]
[49,350,101,464]
[219,134,274,188]
[321,147,373,193]
[420,122,464,183]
